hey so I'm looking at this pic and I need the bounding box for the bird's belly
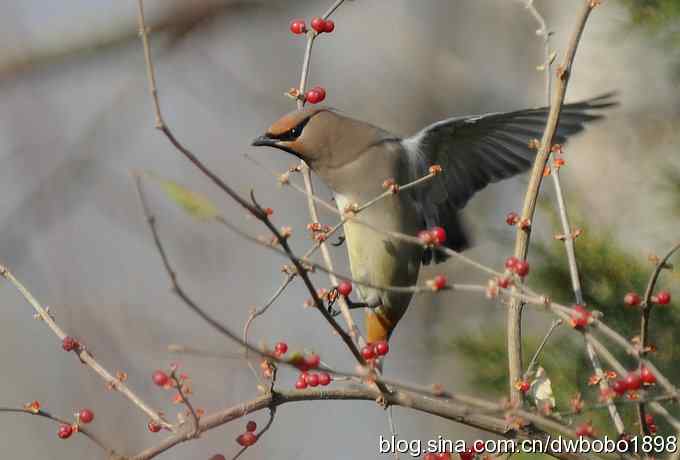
[335,193,422,312]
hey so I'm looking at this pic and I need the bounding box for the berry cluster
[623,290,671,307]
[504,256,529,278]
[289,18,336,35]
[295,371,332,388]
[569,304,592,329]
[361,340,389,360]
[418,226,447,246]
[236,420,258,447]
[611,367,656,396]
[57,408,94,439]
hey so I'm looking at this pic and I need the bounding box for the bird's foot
[331,235,346,247]
[326,288,375,317]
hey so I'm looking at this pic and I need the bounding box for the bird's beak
[251,134,277,147]
[251,133,301,159]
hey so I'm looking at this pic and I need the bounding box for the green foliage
[444,216,680,441]
[146,172,221,221]
[620,0,680,78]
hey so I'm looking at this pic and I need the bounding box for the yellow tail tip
[365,310,395,343]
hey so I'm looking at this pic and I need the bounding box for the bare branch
[0,264,172,431]
[507,0,599,404]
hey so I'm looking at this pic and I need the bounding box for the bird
[252,93,617,344]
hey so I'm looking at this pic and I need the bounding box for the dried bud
[429,164,443,175]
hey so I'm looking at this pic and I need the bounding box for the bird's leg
[327,289,380,316]
[331,235,345,247]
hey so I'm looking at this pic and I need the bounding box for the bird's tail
[365,309,397,343]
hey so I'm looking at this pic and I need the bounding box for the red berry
[237,432,257,447]
[435,453,452,460]
[361,345,376,360]
[431,226,447,245]
[290,19,306,35]
[505,256,519,270]
[649,424,658,434]
[514,260,530,277]
[459,451,474,460]
[78,408,94,424]
[318,372,331,386]
[311,86,326,100]
[304,353,320,369]
[505,212,520,226]
[575,422,594,437]
[62,336,78,351]
[306,372,320,387]
[337,281,352,297]
[641,366,657,385]
[645,414,655,426]
[570,304,591,329]
[305,89,324,104]
[58,424,73,439]
[310,17,326,33]
[295,378,308,389]
[323,19,335,33]
[624,372,642,391]
[497,277,511,289]
[655,290,671,305]
[375,340,389,356]
[624,292,641,307]
[432,275,447,291]
[517,380,530,393]
[611,379,627,396]
[147,421,162,432]
[274,342,288,355]
[246,420,257,432]
[152,370,169,387]
[471,441,485,453]
[423,454,437,460]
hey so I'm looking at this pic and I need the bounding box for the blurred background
[1,1,679,459]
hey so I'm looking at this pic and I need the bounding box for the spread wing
[401,92,617,260]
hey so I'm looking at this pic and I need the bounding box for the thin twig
[135,1,367,370]
[170,371,200,437]
[243,276,293,382]
[0,407,118,456]
[637,242,680,435]
[507,0,599,404]
[0,264,172,431]
[524,319,562,379]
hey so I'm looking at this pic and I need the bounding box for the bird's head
[252,106,335,165]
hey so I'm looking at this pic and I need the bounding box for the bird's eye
[275,117,310,142]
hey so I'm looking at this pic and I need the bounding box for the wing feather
[402,92,617,256]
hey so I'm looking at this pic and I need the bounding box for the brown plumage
[253,93,617,343]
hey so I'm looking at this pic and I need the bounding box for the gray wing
[402,92,617,260]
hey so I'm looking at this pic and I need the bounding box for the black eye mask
[269,117,310,142]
